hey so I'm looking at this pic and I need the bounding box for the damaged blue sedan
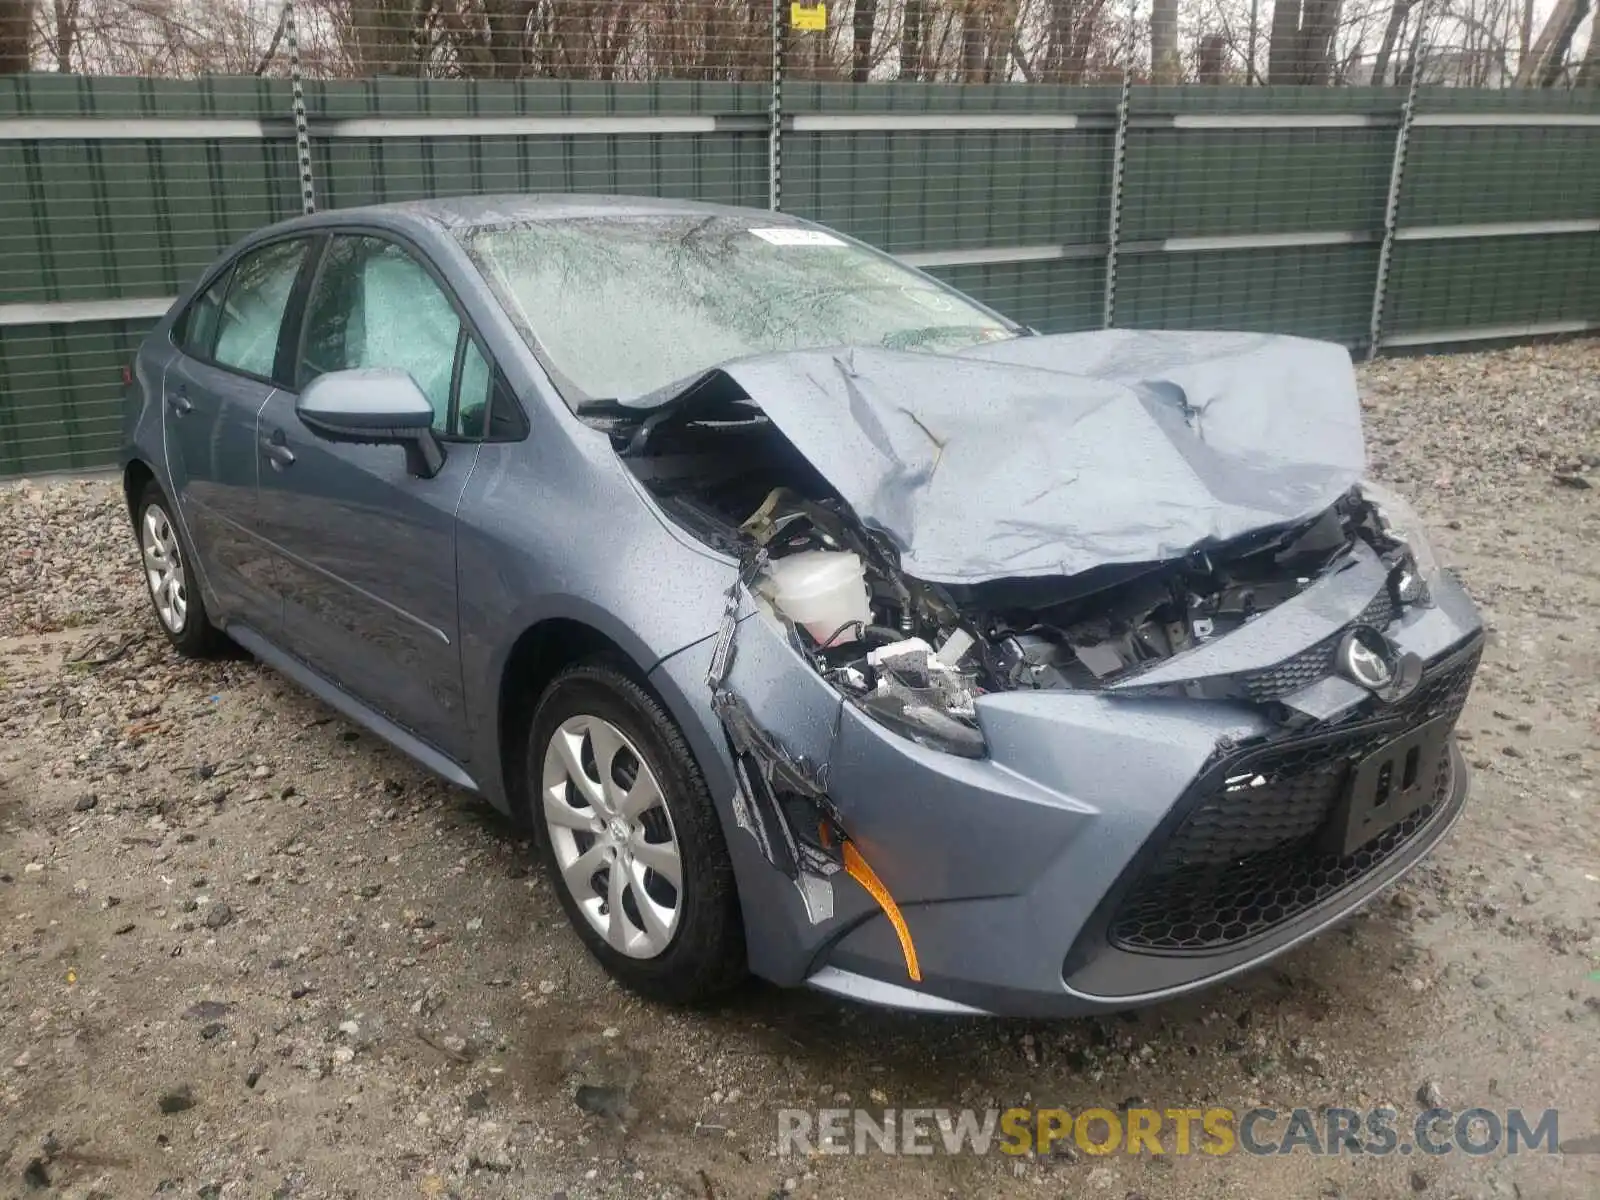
[121,195,1482,1016]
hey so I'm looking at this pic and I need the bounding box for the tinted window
[212,239,309,380]
[178,267,232,359]
[460,215,1016,403]
[300,235,460,432]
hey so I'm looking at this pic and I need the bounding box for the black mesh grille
[1108,636,1480,954]
[1237,587,1400,702]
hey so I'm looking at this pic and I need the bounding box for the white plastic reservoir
[761,550,872,646]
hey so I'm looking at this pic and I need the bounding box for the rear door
[255,232,495,761]
[164,237,312,631]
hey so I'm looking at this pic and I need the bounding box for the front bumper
[651,570,1484,1019]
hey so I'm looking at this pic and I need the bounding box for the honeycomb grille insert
[1237,587,1399,702]
[1108,637,1480,955]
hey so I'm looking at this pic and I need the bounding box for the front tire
[527,662,746,1004]
[135,480,226,658]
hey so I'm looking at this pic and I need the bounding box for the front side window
[211,239,309,380]
[300,235,461,432]
[459,215,1018,404]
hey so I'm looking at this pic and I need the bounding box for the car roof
[267,193,808,238]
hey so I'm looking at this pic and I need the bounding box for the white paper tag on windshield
[750,227,845,247]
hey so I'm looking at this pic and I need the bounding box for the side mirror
[296,368,446,478]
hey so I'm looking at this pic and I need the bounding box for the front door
[255,233,481,761]
[163,237,311,631]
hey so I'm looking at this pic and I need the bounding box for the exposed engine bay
[595,373,1434,761]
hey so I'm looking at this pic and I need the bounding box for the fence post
[1367,40,1423,360]
[285,0,316,215]
[768,0,784,212]
[1101,0,1136,329]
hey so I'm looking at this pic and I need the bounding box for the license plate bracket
[1326,716,1452,858]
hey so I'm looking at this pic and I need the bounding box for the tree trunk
[1299,0,1342,83]
[1150,0,1180,81]
[1196,32,1227,81]
[0,0,31,73]
[1269,0,1341,83]
[852,0,877,80]
[1044,0,1083,82]
[1578,21,1600,84]
[1268,0,1302,81]
[482,0,534,78]
[1515,0,1591,84]
[1370,0,1413,84]
[52,0,74,72]
[961,1,986,82]
[900,0,924,79]
[351,0,419,75]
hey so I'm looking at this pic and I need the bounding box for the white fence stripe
[5,110,1596,140]
[1412,112,1600,128]
[1381,319,1599,347]
[898,244,1093,268]
[1161,230,1369,252]
[0,297,175,327]
[1170,113,1378,130]
[319,115,723,138]
[790,112,1083,132]
[0,118,268,141]
[1395,219,1600,241]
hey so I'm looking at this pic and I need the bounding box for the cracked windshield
[461,214,1017,402]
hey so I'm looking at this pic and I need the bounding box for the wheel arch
[123,458,157,525]
[495,615,670,824]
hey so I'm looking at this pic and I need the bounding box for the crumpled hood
[681,329,1367,585]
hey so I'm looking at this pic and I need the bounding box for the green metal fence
[1,75,1597,477]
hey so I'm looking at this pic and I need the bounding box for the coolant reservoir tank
[759,550,872,647]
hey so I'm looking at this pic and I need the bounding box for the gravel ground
[2,340,1598,1200]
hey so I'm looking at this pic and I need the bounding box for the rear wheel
[135,480,226,658]
[528,662,745,1004]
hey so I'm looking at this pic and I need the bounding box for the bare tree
[1579,16,1600,82]
[1369,0,1415,80]
[345,0,425,75]
[851,0,877,79]
[899,0,925,77]
[1269,0,1344,81]
[1514,0,1591,83]
[39,0,81,72]
[1196,28,1227,76]
[1268,0,1302,77]
[0,0,31,72]
[1151,0,1181,78]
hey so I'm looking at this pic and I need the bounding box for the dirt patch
[2,341,1598,1199]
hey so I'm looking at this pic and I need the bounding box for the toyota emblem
[1335,626,1423,702]
[1338,626,1395,689]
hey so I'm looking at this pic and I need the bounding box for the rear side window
[177,267,232,359]
[212,239,309,380]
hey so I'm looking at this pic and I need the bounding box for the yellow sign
[791,2,827,32]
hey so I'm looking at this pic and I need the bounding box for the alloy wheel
[141,503,188,634]
[540,714,683,959]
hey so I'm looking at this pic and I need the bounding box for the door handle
[166,386,193,415]
[262,429,295,471]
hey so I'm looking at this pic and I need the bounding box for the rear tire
[527,661,746,1005]
[135,480,227,659]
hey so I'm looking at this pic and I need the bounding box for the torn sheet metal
[645,330,1367,586]
[1106,537,1391,692]
[713,687,842,924]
